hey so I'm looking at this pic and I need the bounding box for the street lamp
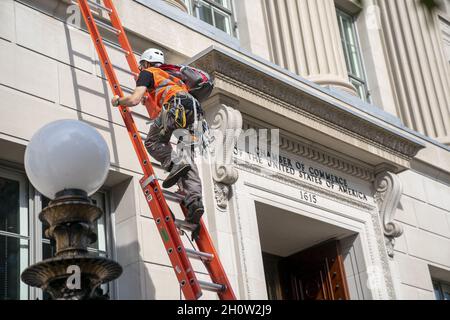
[21,119,122,300]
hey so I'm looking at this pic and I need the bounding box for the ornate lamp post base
[21,256,122,300]
[21,190,122,300]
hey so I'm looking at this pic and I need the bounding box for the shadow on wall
[110,177,160,300]
[63,24,121,168]
[115,239,158,300]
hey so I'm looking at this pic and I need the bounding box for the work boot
[162,162,191,189]
[185,198,204,241]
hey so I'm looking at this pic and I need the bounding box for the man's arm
[111,70,154,107]
[112,86,147,107]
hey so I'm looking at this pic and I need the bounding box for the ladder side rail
[102,0,158,119]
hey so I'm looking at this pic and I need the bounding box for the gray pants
[144,113,203,206]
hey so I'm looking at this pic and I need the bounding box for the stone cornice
[189,48,425,168]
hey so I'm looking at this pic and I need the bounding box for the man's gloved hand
[111,95,121,107]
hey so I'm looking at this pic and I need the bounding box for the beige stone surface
[0,0,15,42]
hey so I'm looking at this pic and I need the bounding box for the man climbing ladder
[77,0,235,300]
[111,48,207,240]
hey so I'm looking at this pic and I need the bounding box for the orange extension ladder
[76,0,236,300]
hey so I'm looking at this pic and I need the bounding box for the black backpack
[160,64,214,102]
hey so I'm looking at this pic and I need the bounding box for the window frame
[184,0,237,37]
[336,8,371,103]
[0,165,30,300]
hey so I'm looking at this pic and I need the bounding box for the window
[0,170,29,300]
[183,0,235,36]
[336,9,370,102]
[433,280,450,300]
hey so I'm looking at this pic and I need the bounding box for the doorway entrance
[255,202,362,300]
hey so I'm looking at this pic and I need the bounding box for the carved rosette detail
[214,181,230,210]
[374,171,404,258]
[207,104,243,209]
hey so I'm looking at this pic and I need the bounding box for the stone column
[263,0,357,95]
[163,0,188,12]
[378,0,450,144]
[234,0,272,61]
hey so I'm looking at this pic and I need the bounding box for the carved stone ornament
[214,181,230,210]
[374,171,404,258]
[207,104,243,208]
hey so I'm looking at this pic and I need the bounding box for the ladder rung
[185,248,214,262]
[198,280,226,293]
[95,19,120,35]
[87,0,112,13]
[175,219,198,232]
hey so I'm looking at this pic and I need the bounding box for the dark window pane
[41,196,50,209]
[214,10,230,33]
[41,196,51,240]
[42,242,56,261]
[0,235,29,300]
[0,177,20,234]
[336,9,368,102]
[433,281,442,300]
[441,283,450,300]
[199,3,213,25]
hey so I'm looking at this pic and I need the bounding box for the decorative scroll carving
[374,171,404,257]
[206,104,243,209]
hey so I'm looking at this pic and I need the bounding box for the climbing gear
[159,64,214,102]
[174,104,187,129]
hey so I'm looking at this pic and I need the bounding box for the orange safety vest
[145,67,188,108]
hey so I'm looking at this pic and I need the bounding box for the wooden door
[279,240,350,300]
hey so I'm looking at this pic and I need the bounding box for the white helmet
[139,48,165,65]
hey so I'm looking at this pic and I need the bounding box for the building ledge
[188,46,427,172]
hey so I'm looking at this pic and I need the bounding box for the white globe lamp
[24,119,110,199]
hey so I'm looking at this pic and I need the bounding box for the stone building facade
[0,0,449,300]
